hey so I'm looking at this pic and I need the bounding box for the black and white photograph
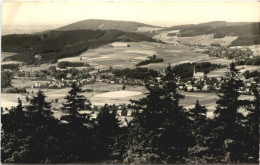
[1,1,260,164]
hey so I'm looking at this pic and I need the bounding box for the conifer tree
[213,62,248,162]
[159,65,193,162]
[125,65,192,163]
[60,82,94,162]
[245,85,259,161]
[25,91,61,163]
[186,100,211,163]
[61,82,91,125]
[2,91,63,163]
[95,104,119,159]
[1,98,28,163]
[189,100,207,135]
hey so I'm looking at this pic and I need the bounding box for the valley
[1,1,260,162]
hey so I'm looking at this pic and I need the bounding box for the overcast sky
[2,1,260,27]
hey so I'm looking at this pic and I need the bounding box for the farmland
[154,31,238,47]
[58,41,230,71]
[1,82,254,119]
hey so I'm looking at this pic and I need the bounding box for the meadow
[154,31,238,47]
[58,41,229,71]
[1,82,254,119]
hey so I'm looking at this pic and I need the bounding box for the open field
[12,79,49,88]
[1,52,23,65]
[230,44,260,56]
[1,82,254,118]
[58,41,230,71]
[137,26,164,32]
[21,63,58,72]
[154,31,237,47]
[198,35,238,47]
[1,52,17,60]
[237,65,260,73]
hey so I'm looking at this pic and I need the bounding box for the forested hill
[2,29,159,64]
[162,21,260,46]
[56,19,158,32]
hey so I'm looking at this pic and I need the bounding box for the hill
[56,19,158,32]
[162,21,260,46]
[2,29,159,64]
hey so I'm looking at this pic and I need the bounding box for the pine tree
[213,62,248,162]
[25,91,62,163]
[2,91,63,163]
[95,104,119,159]
[125,65,192,163]
[61,82,91,125]
[60,82,94,162]
[159,65,193,162]
[1,98,28,163]
[186,100,211,163]
[189,100,207,135]
[245,85,259,161]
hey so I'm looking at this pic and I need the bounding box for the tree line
[1,63,259,164]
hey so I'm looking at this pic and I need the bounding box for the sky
[2,1,260,28]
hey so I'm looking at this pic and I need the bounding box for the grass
[56,41,229,71]
[2,82,254,119]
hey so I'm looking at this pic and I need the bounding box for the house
[202,85,209,91]
[117,110,122,116]
[193,66,204,79]
[187,85,193,91]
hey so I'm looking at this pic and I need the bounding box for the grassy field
[1,52,17,60]
[1,82,254,119]
[154,31,238,47]
[1,52,23,65]
[57,41,227,71]
[230,44,260,56]
[12,79,49,88]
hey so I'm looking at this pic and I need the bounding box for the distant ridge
[161,21,260,46]
[161,21,255,31]
[56,19,159,32]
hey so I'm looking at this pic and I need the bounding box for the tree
[1,91,63,163]
[125,65,192,163]
[24,91,62,163]
[186,100,212,163]
[60,82,95,162]
[189,100,207,135]
[61,82,91,125]
[1,71,12,88]
[122,84,126,90]
[95,104,119,159]
[213,62,248,162]
[245,85,259,162]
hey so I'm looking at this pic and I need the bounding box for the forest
[1,30,159,64]
[58,61,90,69]
[1,63,259,164]
[136,55,164,66]
[113,68,159,80]
[172,62,225,79]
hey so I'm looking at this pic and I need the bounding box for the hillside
[2,29,159,64]
[56,19,158,32]
[162,21,260,46]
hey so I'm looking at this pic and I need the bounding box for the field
[1,82,254,119]
[1,52,23,65]
[21,63,58,72]
[154,31,238,47]
[12,78,49,88]
[137,26,164,32]
[230,44,260,56]
[58,41,229,71]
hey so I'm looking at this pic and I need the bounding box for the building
[193,66,204,79]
